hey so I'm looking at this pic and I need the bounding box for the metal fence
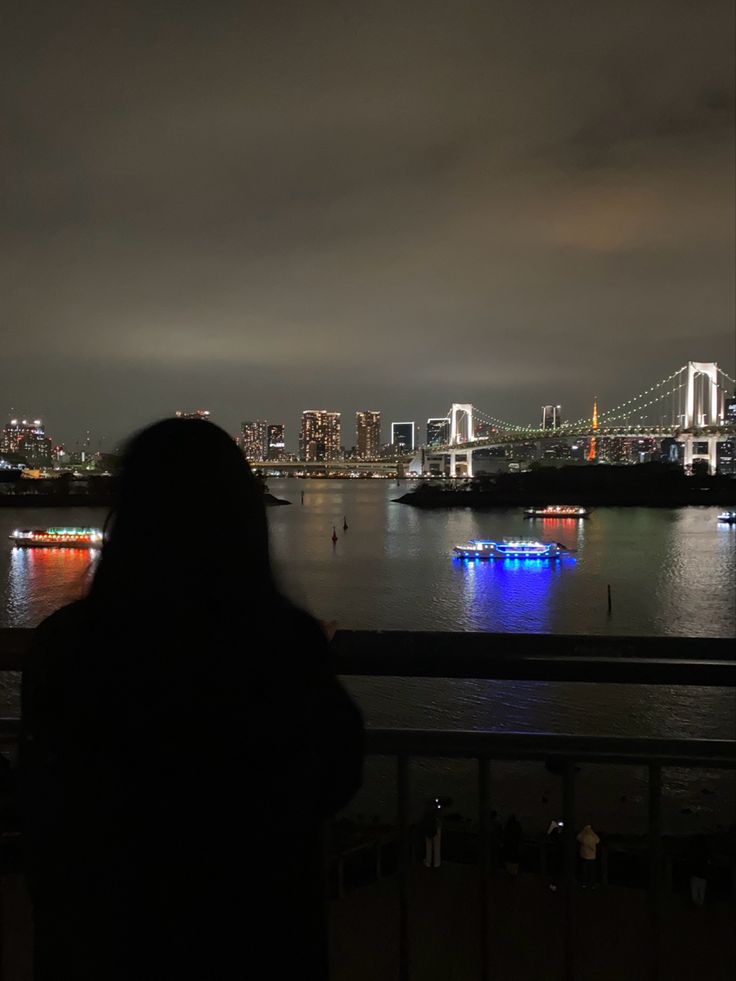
[1,628,735,981]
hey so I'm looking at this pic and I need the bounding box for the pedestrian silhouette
[686,834,710,907]
[421,799,442,868]
[546,819,564,891]
[20,417,364,980]
[503,814,522,875]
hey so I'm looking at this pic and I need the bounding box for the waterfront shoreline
[394,491,736,508]
[0,492,292,508]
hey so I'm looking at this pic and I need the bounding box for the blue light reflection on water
[452,554,577,633]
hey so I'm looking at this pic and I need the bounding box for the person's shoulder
[35,599,91,641]
[274,597,326,643]
[24,600,92,685]
[32,600,94,662]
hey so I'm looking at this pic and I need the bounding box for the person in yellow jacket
[577,824,600,888]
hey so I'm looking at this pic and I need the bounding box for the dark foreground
[331,864,736,981]
[2,865,733,980]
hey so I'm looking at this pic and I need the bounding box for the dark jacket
[20,597,363,980]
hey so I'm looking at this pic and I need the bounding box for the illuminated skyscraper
[356,411,381,459]
[1,418,52,466]
[541,405,562,430]
[241,420,268,461]
[266,424,286,461]
[426,418,450,446]
[391,422,415,452]
[300,410,341,461]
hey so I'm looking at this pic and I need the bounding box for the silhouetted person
[686,834,710,907]
[546,819,564,891]
[489,809,503,872]
[502,814,522,875]
[20,418,363,981]
[421,799,442,868]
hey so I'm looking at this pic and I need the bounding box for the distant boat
[9,527,103,549]
[717,511,736,524]
[524,505,589,519]
[453,539,567,560]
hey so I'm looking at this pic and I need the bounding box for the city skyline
[2,1,733,444]
[5,370,736,457]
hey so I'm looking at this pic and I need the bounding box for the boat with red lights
[9,527,103,549]
[524,505,589,519]
[453,539,567,560]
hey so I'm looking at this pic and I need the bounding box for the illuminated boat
[9,527,103,549]
[453,539,566,560]
[717,512,736,524]
[524,505,589,519]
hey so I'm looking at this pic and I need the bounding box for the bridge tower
[449,404,474,446]
[684,362,720,427]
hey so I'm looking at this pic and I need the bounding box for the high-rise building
[391,421,415,452]
[726,396,736,424]
[1,418,52,466]
[241,420,268,461]
[266,424,286,461]
[175,409,211,421]
[300,410,341,461]
[426,418,449,446]
[356,411,381,459]
[542,405,562,430]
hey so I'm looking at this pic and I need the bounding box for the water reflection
[454,554,576,632]
[7,546,97,627]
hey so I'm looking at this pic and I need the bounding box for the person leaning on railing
[19,418,364,981]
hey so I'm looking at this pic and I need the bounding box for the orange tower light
[587,397,599,461]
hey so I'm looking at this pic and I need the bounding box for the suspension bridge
[424,361,736,477]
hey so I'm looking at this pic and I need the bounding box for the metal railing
[1,628,735,981]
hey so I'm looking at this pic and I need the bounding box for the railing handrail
[1,628,734,684]
[364,729,736,767]
[2,717,731,767]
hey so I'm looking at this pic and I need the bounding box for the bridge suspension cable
[452,362,734,442]
[472,407,531,433]
[595,377,689,425]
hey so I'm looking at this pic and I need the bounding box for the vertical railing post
[562,760,576,981]
[648,763,663,981]
[478,757,491,981]
[397,754,410,981]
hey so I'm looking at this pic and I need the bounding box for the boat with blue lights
[524,505,589,519]
[9,527,103,549]
[453,539,567,560]
[717,511,736,524]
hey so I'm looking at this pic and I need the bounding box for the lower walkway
[1,864,733,980]
[329,864,736,981]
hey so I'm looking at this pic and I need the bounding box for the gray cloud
[1,0,734,447]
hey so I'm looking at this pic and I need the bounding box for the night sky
[3,1,734,449]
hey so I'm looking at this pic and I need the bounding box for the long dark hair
[89,418,275,608]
